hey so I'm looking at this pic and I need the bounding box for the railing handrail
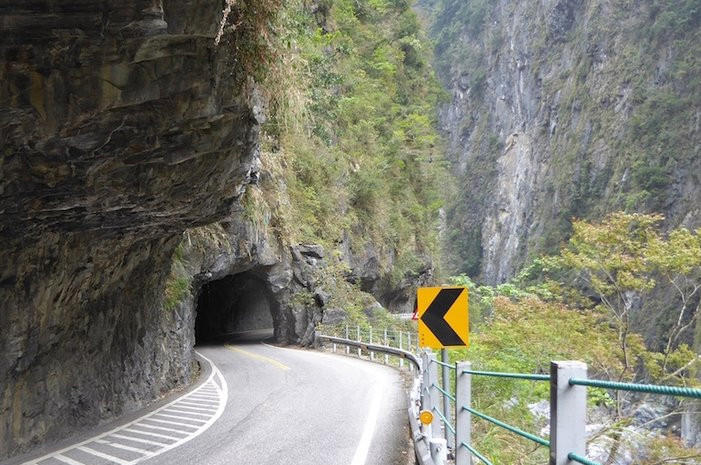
[463,406,550,447]
[569,377,701,399]
[432,359,456,370]
[317,329,701,465]
[462,369,550,381]
[315,333,422,370]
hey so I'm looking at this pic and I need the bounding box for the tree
[541,212,701,444]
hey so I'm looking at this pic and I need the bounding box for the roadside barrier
[316,327,701,465]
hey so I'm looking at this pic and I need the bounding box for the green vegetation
[444,213,701,464]
[164,243,191,311]
[163,1,447,316]
[536,213,701,385]
[260,0,447,282]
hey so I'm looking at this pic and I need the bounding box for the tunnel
[195,271,278,344]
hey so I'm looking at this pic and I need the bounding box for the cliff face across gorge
[0,0,263,457]
[420,0,701,283]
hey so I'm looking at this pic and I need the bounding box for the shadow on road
[195,328,275,347]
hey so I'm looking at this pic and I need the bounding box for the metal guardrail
[315,334,421,371]
[428,358,701,465]
[317,329,701,465]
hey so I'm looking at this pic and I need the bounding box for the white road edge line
[131,423,190,435]
[111,433,171,446]
[123,428,182,441]
[77,445,131,465]
[142,418,199,429]
[170,404,217,413]
[53,454,86,465]
[153,413,207,423]
[349,380,386,465]
[177,399,219,407]
[164,408,210,417]
[21,350,227,465]
[94,439,151,454]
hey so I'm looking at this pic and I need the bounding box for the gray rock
[314,289,331,307]
[632,402,669,430]
[322,307,346,325]
[0,0,260,458]
[297,244,325,259]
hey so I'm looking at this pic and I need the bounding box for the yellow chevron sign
[418,287,469,349]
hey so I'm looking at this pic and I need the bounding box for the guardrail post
[430,438,447,465]
[345,325,350,354]
[408,333,413,373]
[357,325,361,357]
[399,332,404,368]
[550,361,587,465]
[428,352,441,437]
[370,327,375,361]
[421,350,432,433]
[384,329,389,364]
[456,361,472,465]
[441,349,455,451]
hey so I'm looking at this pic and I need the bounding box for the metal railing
[424,358,701,465]
[317,324,419,367]
[315,333,421,370]
[315,328,701,465]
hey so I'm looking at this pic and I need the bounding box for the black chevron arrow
[421,288,466,346]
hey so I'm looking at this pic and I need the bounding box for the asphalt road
[7,333,412,465]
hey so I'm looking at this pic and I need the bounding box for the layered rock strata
[0,0,261,457]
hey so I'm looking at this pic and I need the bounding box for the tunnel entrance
[195,272,277,344]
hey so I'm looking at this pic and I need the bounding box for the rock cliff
[0,0,262,457]
[421,0,701,283]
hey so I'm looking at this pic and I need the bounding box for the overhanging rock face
[0,0,261,458]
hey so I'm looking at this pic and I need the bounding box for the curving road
[6,333,412,465]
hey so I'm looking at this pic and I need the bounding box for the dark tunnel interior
[195,272,277,344]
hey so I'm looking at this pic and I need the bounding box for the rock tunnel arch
[195,271,281,343]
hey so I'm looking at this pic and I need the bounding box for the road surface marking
[143,418,199,429]
[165,408,210,417]
[77,445,131,465]
[350,380,387,465]
[177,400,218,407]
[154,413,206,423]
[133,424,189,435]
[19,351,227,465]
[225,345,291,371]
[124,427,182,440]
[186,392,219,398]
[111,433,171,446]
[162,408,209,417]
[54,454,85,465]
[185,394,219,400]
[124,428,182,441]
[170,404,217,413]
[95,439,151,454]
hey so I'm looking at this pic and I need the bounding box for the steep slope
[0,0,266,457]
[421,0,701,283]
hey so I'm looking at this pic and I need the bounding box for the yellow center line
[225,345,291,371]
